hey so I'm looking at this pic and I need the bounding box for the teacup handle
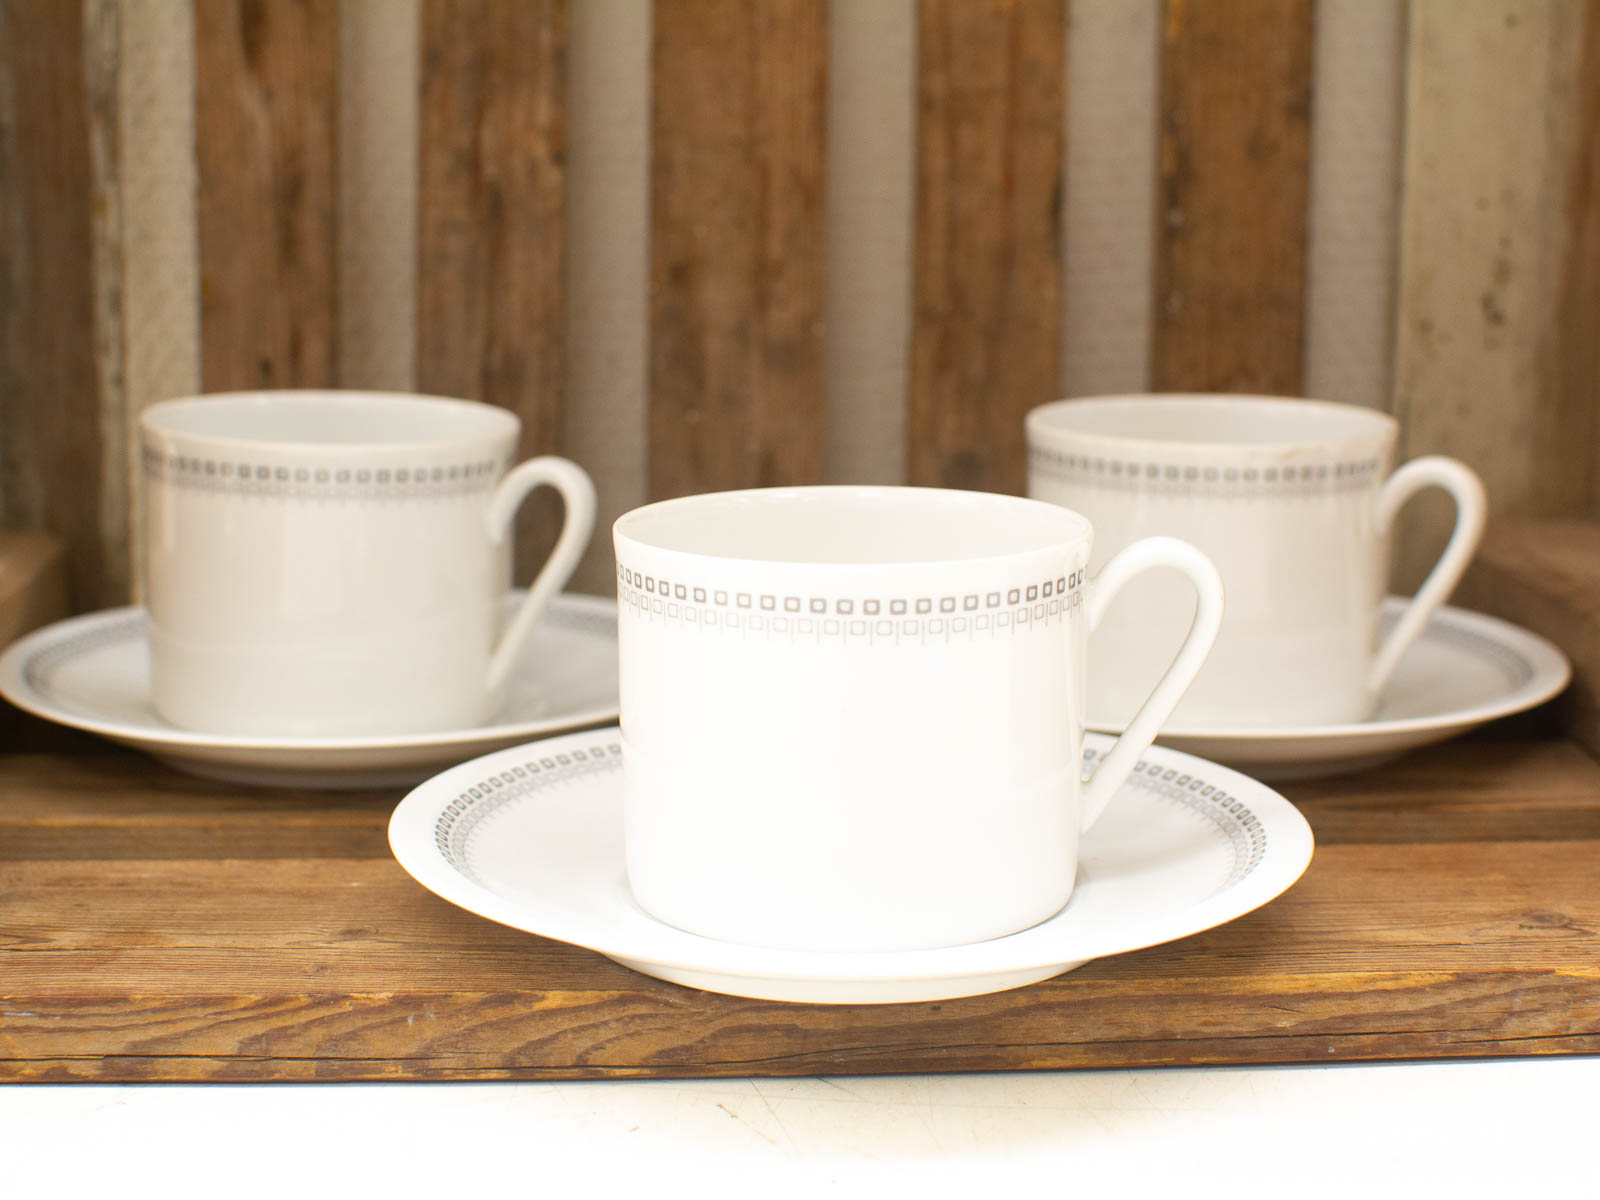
[1081,537,1224,832]
[1365,456,1487,702]
[484,456,598,693]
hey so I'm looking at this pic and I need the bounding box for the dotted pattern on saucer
[435,742,623,884]
[1084,746,1266,885]
[1029,445,1384,498]
[142,443,510,502]
[22,613,146,696]
[434,742,1270,891]
[614,563,1086,645]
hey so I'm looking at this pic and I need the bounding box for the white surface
[1028,395,1486,728]
[1124,599,1571,781]
[0,593,619,788]
[389,728,1311,1002]
[613,487,1220,953]
[3,1059,1594,1196]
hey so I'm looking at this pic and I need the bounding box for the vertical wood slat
[84,0,128,604]
[1301,0,1405,413]
[1151,0,1313,395]
[119,0,202,603]
[0,0,107,608]
[338,0,420,394]
[194,0,338,392]
[908,0,1066,495]
[1061,0,1161,401]
[1392,0,1599,587]
[649,0,828,501]
[1569,8,1600,518]
[564,0,650,594]
[416,0,567,581]
[823,0,916,488]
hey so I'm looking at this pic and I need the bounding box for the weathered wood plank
[823,0,915,486]
[0,0,108,608]
[119,0,202,604]
[3,967,1597,1083]
[565,0,650,593]
[3,838,1597,970]
[1393,0,1600,588]
[416,0,567,581]
[908,0,1065,494]
[1151,0,1313,394]
[2,848,1597,1081]
[194,0,338,392]
[338,0,420,393]
[1,739,1598,1080]
[0,534,69,752]
[648,0,828,499]
[1061,0,1160,400]
[1301,0,1405,412]
[1287,738,1600,845]
[1454,518,1600,759]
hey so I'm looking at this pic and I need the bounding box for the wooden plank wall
[0,0,1597,611]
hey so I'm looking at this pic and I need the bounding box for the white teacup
[1026,395,1486,729]
[613,486,1223,953]
[141,390,596,737]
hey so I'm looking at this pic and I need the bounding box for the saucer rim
[0,592,619,753]
[387,726,1315,985]
[1086,598,1571,744]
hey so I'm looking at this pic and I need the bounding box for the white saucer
[1091,598,1572,781]
[388,726,1314,1004]
[0,594,619,789]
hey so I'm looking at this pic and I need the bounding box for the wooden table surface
[2,738,1598,1082]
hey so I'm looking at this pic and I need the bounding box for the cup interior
[616,487,1089,565]
[141,391,518,449]
[1029,394,1395,451]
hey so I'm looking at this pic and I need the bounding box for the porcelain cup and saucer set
[0,390,1567,1004]
[0,391,619,787]
[1026,394,1567,779]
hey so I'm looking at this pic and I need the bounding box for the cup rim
[140,390,520,453]
[614,485,1092,569]
[1026,394,1397,458]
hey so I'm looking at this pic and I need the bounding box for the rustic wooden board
[0,533,69,754]
[1151,0,1313,394]
[1,738,1596,1082]
[908,0,1065,495]
[648,0,828,500]
[0,1,109,610]
[0,534,66,653]
[416,0,567,581]
[195,0,338,391]
[1392,0,1600,589]
[1455,518,1600,760]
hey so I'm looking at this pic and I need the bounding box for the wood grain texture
[0,533,66,650]
[416,0,567,582]
[649,0,828,499]
[1454,518,1600,759]
[1,739,1598,1081]
[0,534,69,753]
[195,0,338,392]
[1570,6,1600,518]
[83,0,129,604]
[0,0,108,608]
[1393,0,1599,588]
[338,0,420,393]
[1151,0,1313,394]
[119,0,202,606]
[909,0,1065,494]
[564,0,650,593]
